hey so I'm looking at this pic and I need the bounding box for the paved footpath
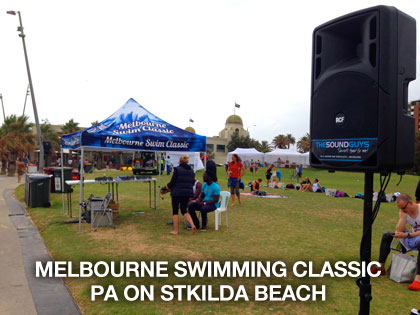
[0,175,81,315]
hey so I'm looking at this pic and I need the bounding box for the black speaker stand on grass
[357,172,373,315]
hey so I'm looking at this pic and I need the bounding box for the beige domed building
[201,114,250,164]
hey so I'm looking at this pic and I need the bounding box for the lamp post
[7,11,44,170]
[0,94,5,120]
[246,124,256,132]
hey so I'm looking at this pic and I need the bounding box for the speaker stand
[357,172,373,315]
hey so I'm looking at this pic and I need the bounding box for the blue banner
[61,98,206,152]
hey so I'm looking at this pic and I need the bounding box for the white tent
[301,152,310,166]
[226,148,264,164]
[264,149,309,166]
[166,152,204,172]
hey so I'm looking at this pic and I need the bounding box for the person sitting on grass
[312,178,323,193]
[371,193,420,291]
[299,177,312,192]
[188,172,220,231]
[250,178,263,193]
[266,164,275,186]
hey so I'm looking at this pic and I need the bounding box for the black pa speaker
[43,141,51,154]
[310,5,416,172]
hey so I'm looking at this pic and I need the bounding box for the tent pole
[157,151,161,207]
[78,147,84,233]
[204,152,207,171]
[61,147,65,215]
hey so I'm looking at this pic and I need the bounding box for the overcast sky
[1,0,420,143]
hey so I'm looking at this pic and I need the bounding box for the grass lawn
[15,167,420,314]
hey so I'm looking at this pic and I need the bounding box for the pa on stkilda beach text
[90,284,326,302]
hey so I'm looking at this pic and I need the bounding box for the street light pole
[0,94,5,120]
[7,10,44,170]
[246,124,256,132]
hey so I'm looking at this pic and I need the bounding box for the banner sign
[61,99,206,152]
[311,138,377,163]
[61,132,81,149]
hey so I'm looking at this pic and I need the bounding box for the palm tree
[272,134,288,149]
[285,134,296,149]
[258,141,272,153]
[41,121,60,165]
[91,120,99,126]
[61,119,80,134]
[0,115,35,175]
[297,133,310,153]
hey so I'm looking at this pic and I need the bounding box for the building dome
[226,115,243,125]
[185,127,196,133]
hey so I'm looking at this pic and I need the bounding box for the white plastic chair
[214,191,230,231]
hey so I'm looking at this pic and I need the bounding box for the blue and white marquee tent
[60,98,207,232]
[61,98,206,152]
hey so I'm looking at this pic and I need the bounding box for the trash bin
[43,167,56,192]
[52,167,73,193]
[24,174,51,208]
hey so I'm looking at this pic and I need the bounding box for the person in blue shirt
[276,169,282,183]
[188,171,220,231]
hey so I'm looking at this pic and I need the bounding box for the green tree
[285,134,296,149]
[272,134,288,149]
[297,133,310,153]
[227,130,263,152]
[91,120,99,126]
[61,119,80,134]
[0,115,36,174]
[257,140,272,153]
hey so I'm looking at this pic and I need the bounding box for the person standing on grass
[16,158,26,183]
[227,154,246,206]
[266,164,274,186]
[371,193,420,291]
[296,164,303,181]
[188,172,220,231]
[166,155,172,175]
[165,155,197,235]
[250,160,254,175]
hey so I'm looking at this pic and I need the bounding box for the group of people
[162,155,220,234]
[298,177,323,193]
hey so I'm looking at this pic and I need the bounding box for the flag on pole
[189,118,194,123]
[235,103,241,108]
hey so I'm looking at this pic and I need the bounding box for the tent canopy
[165,152,204,173]
[227,148,264,163]
[265,148,309,166]
[61,98,206,153]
